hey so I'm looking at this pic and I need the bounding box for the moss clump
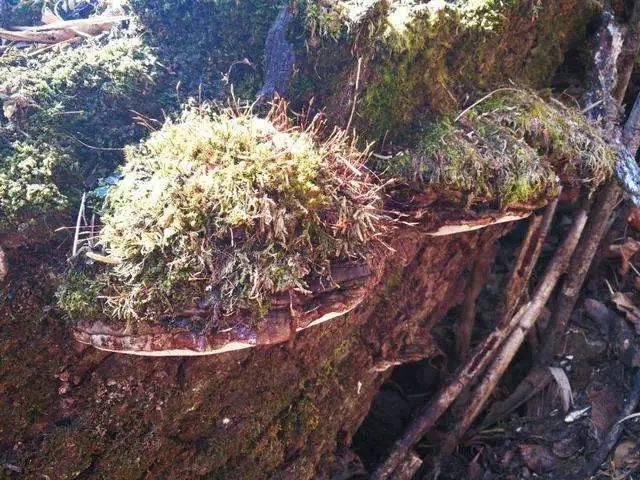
[0,34,168,241]
[382,90,616,205]
[0,0,44,28]
[60,104,386,325]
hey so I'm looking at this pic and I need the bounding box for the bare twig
[72,193,86,257]
[346,56,362,133]
[456,241,498,361]
[454,87,525,123]
[539,181,620,364]
[0,245,7,282]
[434,205,590,463]
[498,196,558,321]
[391,452,423,480]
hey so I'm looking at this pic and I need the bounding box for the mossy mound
[290,0,601,140]
[380,90,617,205]
[58,104,386,325]
[0,0,44,28]
[0,34,170,241]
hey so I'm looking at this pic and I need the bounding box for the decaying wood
[0,246,7,282]
[435,205,590,462]
[572,369,640,479]
[370,201,565,480]
[613,2,640,104]
[455,241,498,362]
[0,15,128,44]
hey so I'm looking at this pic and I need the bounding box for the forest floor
[352,210,640,479]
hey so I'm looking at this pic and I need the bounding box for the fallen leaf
[611,292,640,334]
[628,207,640,231]
[519,444,557,473]
[607,239,640,276]
[588,384,623,441]
[548,366,573,412]
[612,439,639,469]
[552,435,581,458]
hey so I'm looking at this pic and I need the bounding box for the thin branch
[435,204,590,464]
[455,241,498,362]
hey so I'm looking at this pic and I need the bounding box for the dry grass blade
[548,366,573,413]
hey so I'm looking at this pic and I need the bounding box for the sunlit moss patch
[59,104,387,325]
[379,90,617,205]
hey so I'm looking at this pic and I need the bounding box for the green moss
[130,0,285,99]
[0,142,71,234]
[382,90,616,205]
[1,0,43,28]
[0,34,170,242]
[56,272,104,318]
[291,0,600,140]
[59,104,387,325]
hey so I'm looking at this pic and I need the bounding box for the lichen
[59,103,387,325]
[379,89,617,205]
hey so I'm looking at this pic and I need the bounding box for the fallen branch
[0,15,128,44]
[455,241,498,361]
[434,204,590,463]
[572,369,640,480]
[538,180,621,364]
[0,245,7,282]
[481,7,640,430]
[370,199,561,480]
[498,196,558,322]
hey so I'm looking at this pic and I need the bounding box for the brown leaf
[612,439,639,469]
[552,435,581,458]
[607,239,640,276]
[519,444,557,473]
[628,207,640,231]
[588,384,623,441]
[548,367,573,412]
[611,292,640,334]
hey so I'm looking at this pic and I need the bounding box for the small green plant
[60,102,387,326]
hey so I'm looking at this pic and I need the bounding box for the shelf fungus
[59,89,618,356]
[59,102,390,355]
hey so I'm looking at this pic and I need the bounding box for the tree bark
[0,219,513,479]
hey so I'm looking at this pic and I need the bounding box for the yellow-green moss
[0,34,168,241]
[381,90,616,205]
[59,104,387,325]
[292,0,600,140]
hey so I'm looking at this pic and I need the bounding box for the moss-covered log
[0,0,618,478]
[1,213,508,479]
